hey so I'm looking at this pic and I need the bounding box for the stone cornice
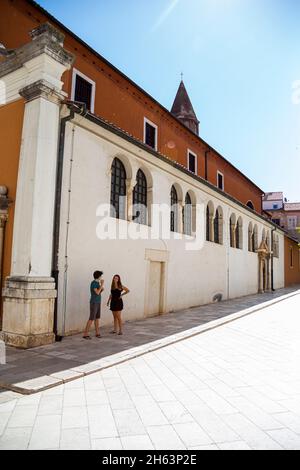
[19,79,67,104]
[0,22,74,79]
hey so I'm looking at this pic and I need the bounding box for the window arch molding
[236,216,243,249]
[246,200,255,210]
[229,213,236,248]
[248,222,253,252]
[206,200,215,242]
[110,157,127,220]
[214,205,223,245]
[170,182,184,233]
[132,166,153,226]
[133,169,148,225]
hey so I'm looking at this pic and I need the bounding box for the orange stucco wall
[0,98,25,317]
[0,0,263,214]
[284,236,300,287]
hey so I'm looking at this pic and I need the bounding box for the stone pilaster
[1,23,75,348]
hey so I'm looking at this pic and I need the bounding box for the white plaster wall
[56,119,285,335]
[263,201,283,211]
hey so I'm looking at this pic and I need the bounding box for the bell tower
[171,80,200,135]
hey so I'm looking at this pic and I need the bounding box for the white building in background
[263,192,284,211]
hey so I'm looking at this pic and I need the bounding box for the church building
[0,0,299,348]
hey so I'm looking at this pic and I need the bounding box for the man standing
[83,270,104,339]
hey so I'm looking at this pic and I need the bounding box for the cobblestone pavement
[0,289,300,449]
[0,287,299,394]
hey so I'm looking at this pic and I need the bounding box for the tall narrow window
[252,229,256,252]
[110,158,126,219]
[214,209,220,244]
[72,69,95,112]
[235,221,240,248]
[230,215,235,247]
[217,171,224,190]
[170,185,178,232]
[236,217,243,249]
[206,206,210,241]
[248,223,253,252]
[188,151,197,174]
[144,118,157,150]
[133,169,147,225]
[183,193,192,235]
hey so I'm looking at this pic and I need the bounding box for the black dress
[110,288,123,311]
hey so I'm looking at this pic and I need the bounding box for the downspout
[52,106,75,341]
[52,102,87,341]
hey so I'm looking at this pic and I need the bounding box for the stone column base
[0,331,55,349]
[1,276,57,349]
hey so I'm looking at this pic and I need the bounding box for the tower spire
[171,80,199,135]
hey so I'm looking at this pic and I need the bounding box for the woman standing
[107,274,129,335]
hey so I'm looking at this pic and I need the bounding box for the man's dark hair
[93,270,103,279]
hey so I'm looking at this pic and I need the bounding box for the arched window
[235,221,240,249]
[214,209,220,244]
[206,202,214,242]
[252,225,258,252]
[170,185,178,232]
[248,222,253,252]
[236,217,243,249]
[206,206,210,241]
[246,201,255,210]
[183,192,192,235]
[230,215,235,247]
[110,157,126,219]
[133,169,147,225]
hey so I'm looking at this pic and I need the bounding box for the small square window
[71,69,95,112]
[144,119,157,150]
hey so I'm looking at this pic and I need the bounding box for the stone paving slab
[0,286,299,395]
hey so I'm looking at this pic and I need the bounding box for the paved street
[0,291,300,449]
[0,286,298,394]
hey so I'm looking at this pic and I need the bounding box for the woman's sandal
[83,335,91,340]
[109,330,116,334]
[96,334,101,338]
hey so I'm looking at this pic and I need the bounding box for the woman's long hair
[111,274,122,290]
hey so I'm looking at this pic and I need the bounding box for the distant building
[263,193,300,242]
[263,192,284,212]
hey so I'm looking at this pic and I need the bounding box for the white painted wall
[263,200,283,211]
[56,117,285,335]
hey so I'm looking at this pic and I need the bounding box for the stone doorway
[257,240,271,294]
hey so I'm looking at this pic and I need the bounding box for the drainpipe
[271,226,276,291]
[52,102,87,341]
[52,106,75,341]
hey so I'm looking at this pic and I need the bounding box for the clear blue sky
[39,0,300,201]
